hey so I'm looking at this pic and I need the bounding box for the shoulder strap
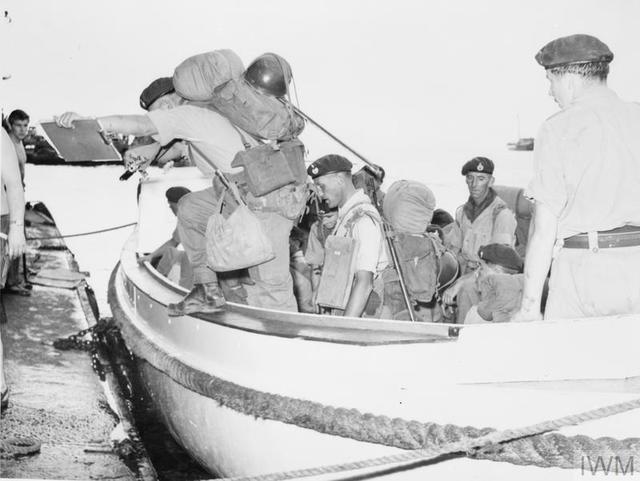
[455,205,464,226]
[491,200,507,237]
[334,201,381,236]
[345,208,381,237]
[229,124,253,150]
[152,138,181,164]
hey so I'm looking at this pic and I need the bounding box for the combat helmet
[244,52,293,98]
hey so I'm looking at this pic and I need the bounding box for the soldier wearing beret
[307,154,389,318]
[441,156,517,323]
[463,244,525,324]
[513,34,640,322]
[55,73,312,316]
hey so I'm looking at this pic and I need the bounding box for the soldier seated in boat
[462,244,524,324]
[441,157,517,323]
[308,155,388,317]
[138,186,193,289]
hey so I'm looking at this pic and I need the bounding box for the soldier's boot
[167,282,226,317]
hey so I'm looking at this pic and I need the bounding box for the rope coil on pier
[0,437,42,459]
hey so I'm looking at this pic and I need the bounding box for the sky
[1,0,639,181]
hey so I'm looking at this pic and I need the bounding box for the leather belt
[563,225,640,249]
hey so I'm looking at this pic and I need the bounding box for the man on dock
[1,128,28,409]
[6,109,29,182]
[513,34,640,321]
[2,110,31,296]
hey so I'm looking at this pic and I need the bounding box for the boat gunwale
[119,231,459,345]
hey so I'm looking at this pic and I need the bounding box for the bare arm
[1,133,26,258]
[511,202,557,322]
[55,112,158,137]
[344,270,374,317]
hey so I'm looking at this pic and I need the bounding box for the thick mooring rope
[108,266,640,474]
[0,437,42,459]
[219,397,640,481]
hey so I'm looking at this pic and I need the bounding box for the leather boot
[167,282,226,317]
[221,283,248,305]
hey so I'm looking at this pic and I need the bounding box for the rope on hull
[108,265,640,474]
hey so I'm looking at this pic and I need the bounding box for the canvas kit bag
[231,138,306,197]
[173,49,305,141]
[231,136,309,221]
[205,175,275,272]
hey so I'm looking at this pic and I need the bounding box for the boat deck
[0,208,139,480]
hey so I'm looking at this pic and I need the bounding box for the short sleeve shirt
[147,105,257,176]
[527,86,640,239]
[333,190,389,275]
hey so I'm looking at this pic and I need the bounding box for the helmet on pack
[244,52,292,98]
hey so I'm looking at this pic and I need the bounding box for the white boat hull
[110,231,640,480]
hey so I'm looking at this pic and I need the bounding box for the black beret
[461,156,494,176]
[307,154,353,179]
[535,34,613,69]
[478,244,523,273]
[165,186,191,203]
[140,77,175,110]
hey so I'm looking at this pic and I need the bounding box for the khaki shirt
[447,196,517,273]
[148,105,257,176]
[333,189,389,276]
[527,86,640,239]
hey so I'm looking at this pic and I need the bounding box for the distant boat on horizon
[507,114,534,151]
[507,137,534,151]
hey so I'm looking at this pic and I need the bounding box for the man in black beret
[441,156,517,323]
[124,77,187,172]
[139,77,175,110]
[462,244,525,324]
[55,70,305,316]
[307,154,388,318]
[514,34,640,322]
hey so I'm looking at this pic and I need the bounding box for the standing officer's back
[514,34,640,321]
